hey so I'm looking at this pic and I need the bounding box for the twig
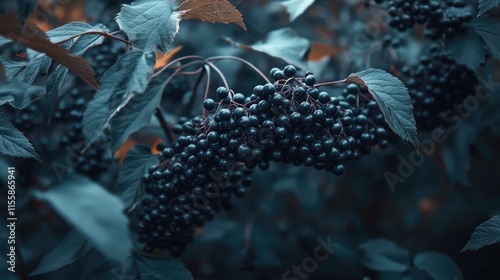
[155,108,174,145]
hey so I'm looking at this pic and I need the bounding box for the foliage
[0,0,499,279]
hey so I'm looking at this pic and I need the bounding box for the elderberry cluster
[372,0,472,39]
[137,65,392,255]
[400,47,478,130]
[55,85,112,179]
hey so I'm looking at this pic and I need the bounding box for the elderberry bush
[137,65,392,255]
[400,46,478,130]
[371,0,473,39]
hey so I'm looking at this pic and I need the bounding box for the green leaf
[358,239,410,273]
[29,230,91,276]
[469,15,500,61]
[109,73,167,151]
[346,69,418,149]
[34,174,132,265]
[478,0,500,16]
[413,251,464,280]
[45,22,109,55]
[462,215,500,251]
[227,27,310,69]
[116,0,181,53]
[250,28,310,70]
[117,145,158,209]
[137,255,193,280]
[82,50,156,146]
[445,28,486,74]
[0,57,26,79]
[281,0,316,22]
[46,22,106,44]
[45,65,69,123]
[0,35,10,46]
[0,78,45,109]
[0,109,41,161]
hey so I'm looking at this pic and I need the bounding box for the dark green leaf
[359,239,410,273]
[117,145,158,209]
[0,93,14,105]
[0,78,45,109]
[116,0,181,53]
[478,0,500,16]
[469,15,500,61]
[69,24,108,56]
[137,255,193,280]
[346,69,418,149]
[281,0,316,22]
[29,230,91,276]
[462,215,500,251]
[445,28,486,74]
[109,73,167,151]
[0,57,25,79]
[34,174,132,265]
[82,50,156,146]
[45,65,69,123]
[413,251,464,280]
[0,109,41,161]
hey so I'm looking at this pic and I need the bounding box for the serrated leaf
[137,256,193,280]
[117,145,158,209]
[116,0,181,53]
[358,239,410,273]
[45,22,109,56]
[45,65,69,123]
[478,0,500,16]
[413,251,464,280]
[346,69,418,149]
[82,50,156,146]
[0,13,98,89]
[34,174,132,265]
[29,230,91,276]
[46,21,106,44]
[281,0,316,22]
[445,28,486,74]
[110,73,167,151]
[462,215,500,251]
[0,109,41,161]
[226,27,310,69]
[178,0,246,30]
[469,15,500,61]
[0,78,45,109]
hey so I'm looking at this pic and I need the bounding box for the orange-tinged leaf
[0,13,97,89]
[309,42,340,61]
[178,0,247,31]
[155,45,183,70]
[115,138,137,166]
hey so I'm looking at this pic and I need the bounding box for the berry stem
[155,108,175,145]
[207,56,271,84]
[313,79,347,87]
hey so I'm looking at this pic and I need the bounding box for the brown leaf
[0,12,98,89]
[178,0,247,31]
[154,45,183,70]
[308,42,341,61]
